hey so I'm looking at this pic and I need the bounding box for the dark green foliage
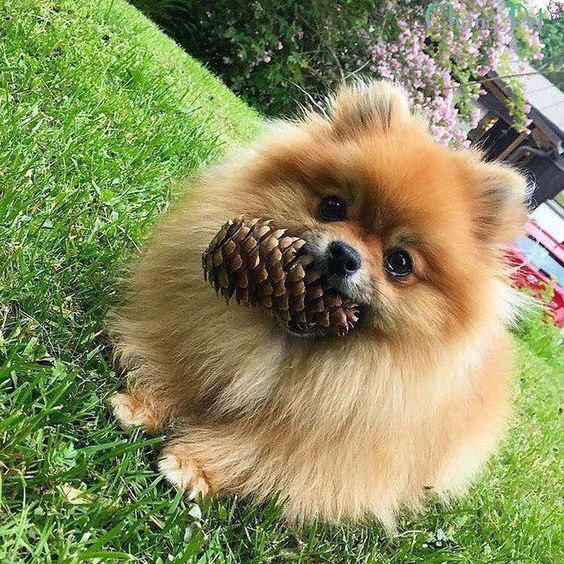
[130,0,382,116]
[535,10,564,89]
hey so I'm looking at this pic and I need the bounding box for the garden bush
[532,1,563,89]
[131,0,379,116]
[132,0,545,145]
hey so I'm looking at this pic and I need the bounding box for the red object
[505,220,564,328]
[525,220,564,264]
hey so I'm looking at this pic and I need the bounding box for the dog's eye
[383,248,413,279]
[319,195,347,222]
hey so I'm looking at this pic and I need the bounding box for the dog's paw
[158,445,210,499]
[107,391,157,433]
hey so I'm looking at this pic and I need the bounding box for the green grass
[0,0,561,561]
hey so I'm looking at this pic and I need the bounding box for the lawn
[0,0,561,561]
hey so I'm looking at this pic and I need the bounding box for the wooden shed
[470,62,563,207]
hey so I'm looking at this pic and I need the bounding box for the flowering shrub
[132,0,546,146]
[358,0,544,146]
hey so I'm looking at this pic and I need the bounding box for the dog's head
[209,81,527,339]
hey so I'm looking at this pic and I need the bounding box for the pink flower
[350,0,539,147]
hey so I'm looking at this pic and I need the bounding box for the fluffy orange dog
[109,81,527,529]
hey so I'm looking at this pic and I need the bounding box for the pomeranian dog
[108,81,527,529]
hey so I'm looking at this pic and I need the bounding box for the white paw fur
[108,392,153,431]
[158,450,210,499]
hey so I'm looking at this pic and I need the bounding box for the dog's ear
[327,80,412,138]
[470,159,528,244]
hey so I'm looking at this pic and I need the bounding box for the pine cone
[202,217,360,336]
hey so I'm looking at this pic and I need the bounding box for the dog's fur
[109,81,527,529]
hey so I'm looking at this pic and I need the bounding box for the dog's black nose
[327,241,361,276]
